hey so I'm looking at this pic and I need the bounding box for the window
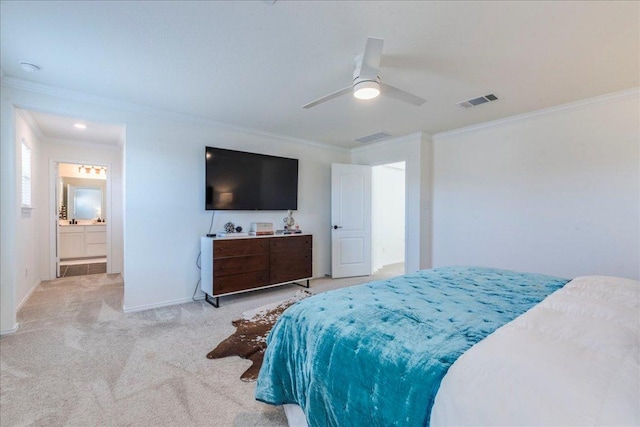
[21,138,32,208]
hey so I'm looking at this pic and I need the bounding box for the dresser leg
[293,279,310,289]
[205,294,220,308]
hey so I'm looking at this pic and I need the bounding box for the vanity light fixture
[78,164,106,175]
[73,123,87,130]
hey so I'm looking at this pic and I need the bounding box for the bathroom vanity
[59,224,106,258]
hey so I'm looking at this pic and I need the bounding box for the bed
[254,266,640,426]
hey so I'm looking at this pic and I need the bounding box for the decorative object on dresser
[217,222,248,237]
[277,210,302,234]
[200,234,312,307]
[250,222,274,236]
[283,209,295,229]
[207,289,313,381]
[276,229,302,235]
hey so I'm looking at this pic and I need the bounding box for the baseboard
[123,277,325,313]
[16,279,41,312]
[122,296,203,313]
[0,323,19,335]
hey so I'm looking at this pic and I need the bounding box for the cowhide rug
[207,289,313,381]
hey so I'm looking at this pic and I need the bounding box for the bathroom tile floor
[59,262,107,277]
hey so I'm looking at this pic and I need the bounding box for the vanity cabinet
[85,226,107,257]
[59,226,85,258]
[200,234,312,306]
[59,225,106,259]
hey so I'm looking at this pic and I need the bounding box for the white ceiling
[1,1,638,149]
[23,110,124,146]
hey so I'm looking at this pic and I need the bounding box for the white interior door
[54,164,61,277]
[331,163,372,278]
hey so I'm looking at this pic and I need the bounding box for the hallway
[16,273,123,331]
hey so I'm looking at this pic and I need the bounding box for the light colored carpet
[0,264,404,426]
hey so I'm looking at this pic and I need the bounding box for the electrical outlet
[25,268,29,278]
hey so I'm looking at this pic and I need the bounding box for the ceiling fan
[302,37,426,109]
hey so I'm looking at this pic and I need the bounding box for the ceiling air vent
[355,131,392,144]
[457,93,500,108]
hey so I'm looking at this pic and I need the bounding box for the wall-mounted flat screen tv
[205,147,299,211]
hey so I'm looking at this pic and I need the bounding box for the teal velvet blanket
[255,266,568,426]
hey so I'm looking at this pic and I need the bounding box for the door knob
[333,225,343,229]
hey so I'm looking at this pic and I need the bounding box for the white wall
[1,83,349,331]
[122,114,347,311]
[372,163,405,272]
[14,111,42,314]
[432,90,640,280]
[352,133,433,273]
[36,139,124,279]
[1,96,17,333]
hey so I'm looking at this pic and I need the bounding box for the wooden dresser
[200,234,312,307]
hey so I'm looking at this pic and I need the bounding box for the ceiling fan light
[353,80,380,100]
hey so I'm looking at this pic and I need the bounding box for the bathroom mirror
[59,177,106,221]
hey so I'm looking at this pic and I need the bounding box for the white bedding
[431,275,640,426]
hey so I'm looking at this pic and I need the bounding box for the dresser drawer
[212,270,270,295]
[213,238,269,258]
[213,254,269,277]
[270,235,312,253]
[270,250,311,270]
[270,264,312,285]
[269,236,312,285]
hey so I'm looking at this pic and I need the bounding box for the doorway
[56,162,109,277]
[371,162,406,274]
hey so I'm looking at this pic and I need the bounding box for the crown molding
[0,75,350,153]
[435,87,640,139]
[16,108,45,139]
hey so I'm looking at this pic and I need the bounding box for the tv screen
[205,147,299,211]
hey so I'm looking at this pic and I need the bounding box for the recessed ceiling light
[19,62,41,73]
[73,123,87,130]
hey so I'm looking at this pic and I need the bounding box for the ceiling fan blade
[302,86,352,109]
[360,37,384,77]
[380,83,426,106]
